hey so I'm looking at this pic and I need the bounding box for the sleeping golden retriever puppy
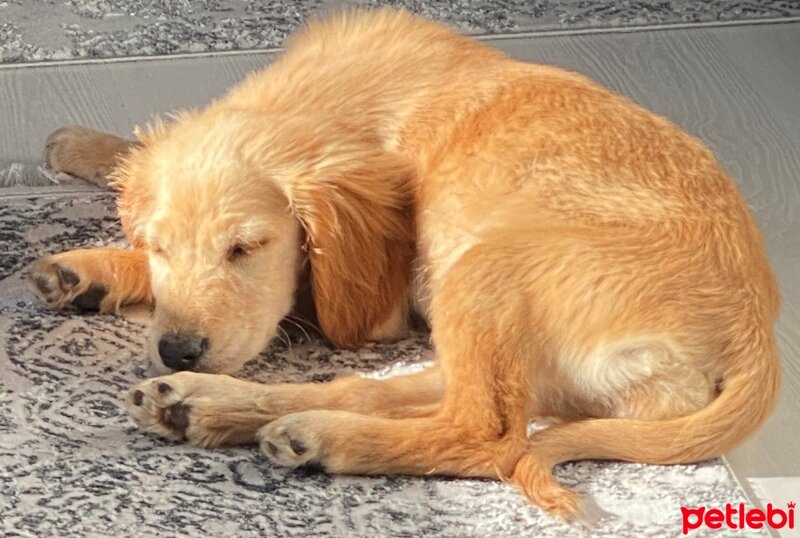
[30,9,780,518]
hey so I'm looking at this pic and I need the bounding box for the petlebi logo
[681,502,796,534]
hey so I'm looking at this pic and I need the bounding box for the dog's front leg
[29,248,152,313]
[126,365,443,447]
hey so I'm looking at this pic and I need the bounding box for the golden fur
[31,9,780,519]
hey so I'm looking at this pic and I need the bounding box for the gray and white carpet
[0,187,766,536]
[1,0,799,63]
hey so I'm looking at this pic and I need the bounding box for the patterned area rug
[0,187,764,537]
[1,0,799,63]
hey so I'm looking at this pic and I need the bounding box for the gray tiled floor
[1,19,798,499]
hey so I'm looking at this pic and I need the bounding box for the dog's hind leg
[29,248,151,313]
[44,126,136,187]
[255,248,546,510]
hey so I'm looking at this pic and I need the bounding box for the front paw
[127,373,196,442]
[28,256,108,312]
[257,413,324,468]
[127,372,268,447]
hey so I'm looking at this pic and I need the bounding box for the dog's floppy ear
[286,149,415,348]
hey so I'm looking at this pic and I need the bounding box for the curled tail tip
[511,451,583,520]
[576,493,614,528]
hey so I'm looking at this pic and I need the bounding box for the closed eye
[227,238,269,263]
[227,243,249,262]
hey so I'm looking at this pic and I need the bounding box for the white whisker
[285,315,316,342]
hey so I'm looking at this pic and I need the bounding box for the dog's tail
[510,319,780,519]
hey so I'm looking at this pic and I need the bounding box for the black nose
[158,331,208,371]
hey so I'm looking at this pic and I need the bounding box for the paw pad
[289,439,308,455]
[28,258,108,312]
[257,416,320,468]
[127,379,192,441]
[161,403,191,432]
[71,284,108,312]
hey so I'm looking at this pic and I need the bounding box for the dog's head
[114,111,415,374]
